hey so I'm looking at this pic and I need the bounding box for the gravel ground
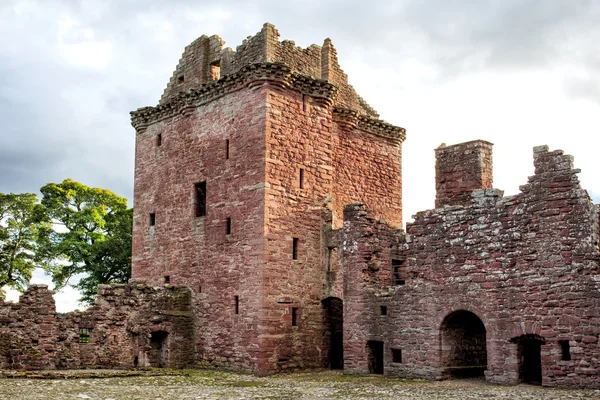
[0,370,599,400]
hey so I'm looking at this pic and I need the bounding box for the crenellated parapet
[155,23,378,117]
[332,108,406,142]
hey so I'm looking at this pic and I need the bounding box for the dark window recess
[226,217,231,235]
[380,305,388,316]
[292,238,299,260]
[178,75,184,83]
[299,168,304,189]
[195,181,206,217]
[164,275,170,284]
[392,348,402,363]
[302,94,308,112]
[225,139,230,159]
[559,340,571,361]
[156,133,162,147]
[392,259,407,286]
[291,307,298,326]
[149,213,156,226]
[79,328,90,343]
[235,296,239,314]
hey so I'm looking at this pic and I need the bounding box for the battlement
[156,23,378,117]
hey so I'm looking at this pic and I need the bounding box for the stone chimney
[435,140,493,208]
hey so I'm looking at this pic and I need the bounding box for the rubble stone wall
[0,283,193,370]
[342,145,600,388]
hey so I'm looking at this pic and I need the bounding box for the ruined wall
[132,83,267,373]
[159,23,378,117]
[342,145,600,388]
[0,283,193,370]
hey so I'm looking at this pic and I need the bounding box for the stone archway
[322,297,343,369]
[440,310,487,378]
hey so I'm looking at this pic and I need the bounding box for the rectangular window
[149,213,156,226]
[79,328,90,344]
[391,348,402,363]
[210,61,221,80]
[392,259,406,286]
[380,305,388,316]
[559,340,571,361]
[291,307,298,326]
[235,295,239,314]
[292,238,299,260]
[225,139,230,159]
[302,94,307,112]
[299,168,304,189]
[164,275,170,284]
[195,181,206,217]
[156,133,162,147]
[226,217,231,235]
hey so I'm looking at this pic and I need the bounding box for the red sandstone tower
[130,24,406,373]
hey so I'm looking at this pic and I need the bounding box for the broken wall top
[158,23,378,117]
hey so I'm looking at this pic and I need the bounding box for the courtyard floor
[0,370,598,400]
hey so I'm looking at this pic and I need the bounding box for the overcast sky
[2,0,599,311]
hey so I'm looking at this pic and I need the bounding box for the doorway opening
[440,310,487,378]
[367,340,384,375]
[322,297,343,369]
[512,334,544,385]
[149,330,169,368]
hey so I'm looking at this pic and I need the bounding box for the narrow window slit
[292,238,299,260]
[156,134,162,147]
[235,296,239,314]
[149,213,156,226]
[299,168,304,189]
[225,139,230,159]
[195,182,206,217]
[291,307,298,326]
[226,217,231,235]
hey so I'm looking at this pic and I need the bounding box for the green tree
[0,193,52,297]
[40,179,132,304]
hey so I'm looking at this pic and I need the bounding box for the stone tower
[130,23,406,374]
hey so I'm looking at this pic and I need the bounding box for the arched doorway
[322,297,343,369]
[511,334,545,385]
[440,310,487,378]
[149,330,169,368]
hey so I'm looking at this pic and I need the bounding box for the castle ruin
[1,24,599,388]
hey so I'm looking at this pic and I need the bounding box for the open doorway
[512,334,544,385]
[367,340,384,375]
[149,331,169,368]
[440,310,487,378]
[322,297,343,369]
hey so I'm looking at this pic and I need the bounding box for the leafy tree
[0,193,52,297]
[40,179,132,304]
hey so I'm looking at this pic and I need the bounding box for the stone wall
[341,144,600,388]
[0,282,194,370]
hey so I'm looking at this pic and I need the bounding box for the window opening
[79,328,90,343]
[392,259,406,286]
[292,307,298,326]
[149,213,156,226]
[292,238,299,260]
[210,61,220,80]
[156,133,162,147]
[195,181,206,217]
[391,348,402,363]
[302,94,308,112]
[380,305,388,316]
[226,217,231,235]
[164,275,170,284]
[299,168,304,189]
[235,296,239,314]
[178,75,184,83]
[225,139,230,159]
[559,340,571,361]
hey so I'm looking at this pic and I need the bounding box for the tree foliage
[0,193,52,296]
[40,179,132,304]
